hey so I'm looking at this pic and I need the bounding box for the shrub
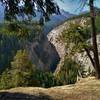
[56,58,79,84]
[0,49,59,89]
[0,49,40,89]
[11,49,39,87]
[0,69,13,89]
[35,71,58,88]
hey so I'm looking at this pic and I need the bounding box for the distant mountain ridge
[0,5,75,34]
[70,7,100,20]
[43,9,75,34]
[0,2,75,32]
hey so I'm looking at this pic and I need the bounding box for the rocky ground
[0,77,100,100]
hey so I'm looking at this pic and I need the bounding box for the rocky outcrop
[47,22,67,74]
[47,17,85,57]
[47,18,85,74]
[47,17,100,74]
[47,23,67,59]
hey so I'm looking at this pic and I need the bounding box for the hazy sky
[0,0,100,19]
[56,0,100,14]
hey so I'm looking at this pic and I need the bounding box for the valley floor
[0,77,100,100]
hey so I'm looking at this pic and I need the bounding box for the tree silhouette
[0,0,60,22]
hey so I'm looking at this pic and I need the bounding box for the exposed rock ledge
[47,17,100,73]
[47,18,88,74]
[0,77,100,100]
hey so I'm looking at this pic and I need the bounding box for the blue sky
[56,0,100,14]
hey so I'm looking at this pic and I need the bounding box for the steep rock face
[47,25,66,59]
[47,21,68,74]
[47,18,87,61]
[26,34,60,71]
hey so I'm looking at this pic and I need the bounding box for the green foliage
[0,21,42,70]
[60,22,91,55]
[0,49,60,89]
[0,69,13,89]
[0,34,21,72]
[0,49,39,89]
[11,50,32,70]
[56,58,79,84]
[96,16,100,33]
[11,49,36,87]
[0,50,80,89]
[35,71,58,88]
[0,21,42,40]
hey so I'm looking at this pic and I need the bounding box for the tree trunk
[84,48,95,68]
[89,0,100,79]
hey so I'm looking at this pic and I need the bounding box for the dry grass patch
[0,77,100,100]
